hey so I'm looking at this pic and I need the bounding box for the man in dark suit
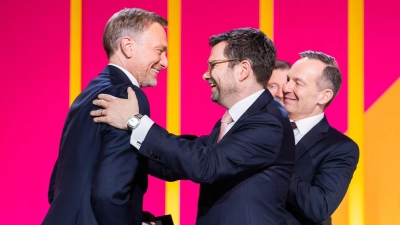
[91,28,295,225]
[282,51,359,225]
[43,8,168,225]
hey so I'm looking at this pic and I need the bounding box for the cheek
[151,53,162,63]
[269,89,277,95]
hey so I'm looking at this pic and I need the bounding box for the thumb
[127,87,136,99]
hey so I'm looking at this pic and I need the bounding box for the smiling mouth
[151,68,160,74]
[284,96,297,102]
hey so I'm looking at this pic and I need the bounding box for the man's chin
[140,80,157,88]
[211,93,220,102]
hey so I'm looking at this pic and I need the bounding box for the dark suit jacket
[43,65,150,225]
[140,91,295,225]
[285,116,359,225]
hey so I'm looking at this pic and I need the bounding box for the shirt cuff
[130,115,154,149]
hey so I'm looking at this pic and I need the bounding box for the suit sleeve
[148,160,187,181]
[91,86,149,225]
[139,112,283,184]
[147,134,198,181]
[90,125,139,224]
[287,141,359,223]
[48,159,58,204]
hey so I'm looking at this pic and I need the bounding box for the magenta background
[0,0,70,224]
[0,0,399,224]
[364,0,400,110]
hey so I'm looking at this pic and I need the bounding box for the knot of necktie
[221,111,233,124]
[291,122,297,129]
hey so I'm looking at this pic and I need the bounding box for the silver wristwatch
[127,114,143,131]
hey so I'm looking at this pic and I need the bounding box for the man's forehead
[209,42,227,59]
[291,58,325,74]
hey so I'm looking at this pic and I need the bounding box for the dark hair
[274,60,291,70]
[103,8,168,58]
[209,28,276,84]
[299,50,342,108]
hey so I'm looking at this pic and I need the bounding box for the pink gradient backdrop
[81,0,168,217]
[1,0,399,224]
[364,0,400,110]
[0,0,70,224]
[274,0,348,132]
[180,1,260,224]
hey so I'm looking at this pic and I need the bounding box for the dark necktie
[291,122,297,130]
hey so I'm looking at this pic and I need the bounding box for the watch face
[128,117,140,129]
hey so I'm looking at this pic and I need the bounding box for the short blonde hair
[102,8,167,58]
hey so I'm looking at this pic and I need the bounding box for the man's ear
[318,88,333,105]
[120,36,134,58]
[238,60,251,82]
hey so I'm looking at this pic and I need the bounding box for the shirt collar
[291,113,324,136]
[108,63,139,87]
[228,89,265,122]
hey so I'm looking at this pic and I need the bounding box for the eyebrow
[293,77,306,84]
[156,45,168,51]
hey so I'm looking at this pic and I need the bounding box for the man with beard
[90,28,295,225]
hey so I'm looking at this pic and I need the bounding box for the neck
[289,110,324,121]
[223,83,264,109]
[109,54,126,69]
[109,54,139,81]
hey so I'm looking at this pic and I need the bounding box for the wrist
[127,114,143,131]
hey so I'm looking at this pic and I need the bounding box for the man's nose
[277,87,284,98]
[283,82,292,93]
[202,71,210,80]
[160,53,168,68]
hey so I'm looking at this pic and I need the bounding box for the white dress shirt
[130,89,265,149]
[292,113,324,145]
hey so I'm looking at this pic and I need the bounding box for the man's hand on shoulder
[91,87,139,130]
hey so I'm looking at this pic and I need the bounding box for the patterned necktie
[218,111,233,142]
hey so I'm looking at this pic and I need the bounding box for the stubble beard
[211,87,220,103]
[137,70,157,88]
[211,84,237,106]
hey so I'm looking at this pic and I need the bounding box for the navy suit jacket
[285,116,359,225]
[43,65,150,225]
[140,91,295,225]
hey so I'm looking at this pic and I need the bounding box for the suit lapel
[208,122,222,146]
[295,116,330,161]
